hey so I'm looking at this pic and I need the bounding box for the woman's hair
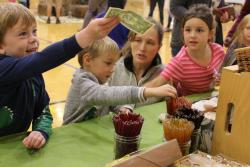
[232,14,250,45]
[78,37,120,68]
[182,4,214,30]
[0,3,36,44]
[122,17,163,56]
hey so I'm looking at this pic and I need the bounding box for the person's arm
[143,84,176,98]
[0,36,82,85]
[221,42,238,68]
[0,17,119,85]
[145,55,184,95]
[22,78,52,149]
[22,106,52,149]
[79,73,176,106]
[32,105,53,140]
[144,74,169,88]
[225,0,250,44]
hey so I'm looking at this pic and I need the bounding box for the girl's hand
[22,131,46,149]
[76,17,119,48]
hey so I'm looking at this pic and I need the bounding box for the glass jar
[179,140,191,156]
[189,128,201,153]
[114,133,141,159]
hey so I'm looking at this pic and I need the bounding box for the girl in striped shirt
[146,4,225,95]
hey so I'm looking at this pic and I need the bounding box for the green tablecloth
[0,93,211,167]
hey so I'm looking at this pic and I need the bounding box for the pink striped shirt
[161,43,225,95]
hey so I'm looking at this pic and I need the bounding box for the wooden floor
[19,0,233,127]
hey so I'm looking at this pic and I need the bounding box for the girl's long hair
[232,14,250,46]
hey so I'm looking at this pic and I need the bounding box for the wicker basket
[234,47,250,72]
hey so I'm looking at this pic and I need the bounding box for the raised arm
[0,17,119,85]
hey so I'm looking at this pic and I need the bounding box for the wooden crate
[212,65,250,164]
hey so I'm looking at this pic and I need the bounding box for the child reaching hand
[145,4,225,95]
[0,3,119,149]
[63,37,177,124]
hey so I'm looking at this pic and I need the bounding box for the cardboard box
[212,66,250,164]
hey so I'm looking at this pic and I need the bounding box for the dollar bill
[104,7,123,17]
[104,7,153,34]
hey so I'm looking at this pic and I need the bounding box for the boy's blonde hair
[78,37,120,68]
[0,3,36,44]
[232,14,250,46]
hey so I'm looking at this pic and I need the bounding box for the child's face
[0,19,39,57]
[243,21,250,45]
[131,27,161,67]
[183,18,212,51]
[86,53,119,84]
